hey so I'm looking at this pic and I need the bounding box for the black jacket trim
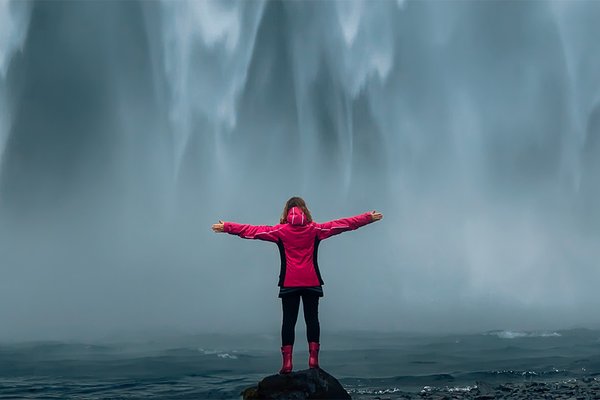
[277,239,286,286]
[313,237,324,285]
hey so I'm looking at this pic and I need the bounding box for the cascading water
[0,0,30,166]
[157,0,266,182]
[0,0,599,341]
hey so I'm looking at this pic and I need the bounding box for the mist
[1,0,599,342]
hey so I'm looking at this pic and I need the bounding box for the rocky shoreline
[353,377,600,400]
[243,369,600,399]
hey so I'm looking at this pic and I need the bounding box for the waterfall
[157,0,266,181]
[0,0,31,167]
[1,0,600,340]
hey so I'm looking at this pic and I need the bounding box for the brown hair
[280,196,313,224]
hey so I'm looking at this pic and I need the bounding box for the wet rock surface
[242,368,351,400]
[351,378,600,399]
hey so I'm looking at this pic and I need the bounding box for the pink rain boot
[279,345,293,374]
[308,342,320,369]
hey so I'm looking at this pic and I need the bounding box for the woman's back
[223,206,375,287]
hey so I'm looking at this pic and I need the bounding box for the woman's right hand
[370,211,383,221]
[212,220,225,233]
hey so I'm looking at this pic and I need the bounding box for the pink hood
[287,206,308,226]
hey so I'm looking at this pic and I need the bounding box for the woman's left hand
[212,220,225,233]
[370,211,383,221]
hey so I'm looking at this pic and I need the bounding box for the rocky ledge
[350,378,600,399]
[242,368,351,400]
[415,378,600,400]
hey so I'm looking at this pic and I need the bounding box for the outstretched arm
[315,211,383,240]
[212,220,283,242]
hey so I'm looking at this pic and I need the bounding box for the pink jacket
[223,207,374,287]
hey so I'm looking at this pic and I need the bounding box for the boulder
[242,368,351,400]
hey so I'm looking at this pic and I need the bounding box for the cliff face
[242,368,351,400]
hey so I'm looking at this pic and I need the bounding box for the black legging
[281,292,320,346]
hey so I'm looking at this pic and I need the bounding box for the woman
[212,197,383,374]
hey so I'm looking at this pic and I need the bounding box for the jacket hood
[287,206,308,226]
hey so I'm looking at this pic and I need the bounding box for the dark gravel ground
[352,377,600,400]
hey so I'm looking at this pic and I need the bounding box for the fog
[0,0,599,342]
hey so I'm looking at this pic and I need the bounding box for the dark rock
[241,368,351,400]
[474,381,493,395]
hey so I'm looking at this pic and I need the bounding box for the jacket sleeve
[314,212,374,240]
[223,222,284,242]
